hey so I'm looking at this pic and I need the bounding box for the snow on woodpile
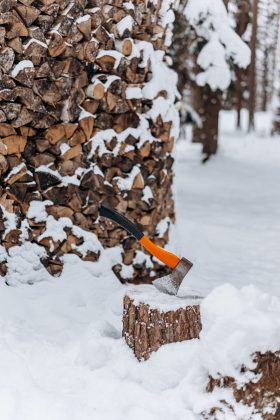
[0,0,179,283]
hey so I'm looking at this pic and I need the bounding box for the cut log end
[122,285,202,361]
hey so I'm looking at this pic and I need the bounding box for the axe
[100,205,193,295]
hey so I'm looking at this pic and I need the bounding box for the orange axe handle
[99,205,181,269]
[139,236,180,269]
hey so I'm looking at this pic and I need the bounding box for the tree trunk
[123,286,202,361]
[235,0,250,129]
[248,0,258,131]
[271,0,280,134]
[192,86,222,158]
[0,0,178,284]
[236,68,243,129]
[272,73,280,134]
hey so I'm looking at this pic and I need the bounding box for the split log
[123,285,202,361]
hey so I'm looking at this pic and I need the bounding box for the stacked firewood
[0,0,178,283]
[206,351,280,419]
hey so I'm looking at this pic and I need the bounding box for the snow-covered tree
[255,0,280,112]
[272,4,280,135]
[182,0,251,158]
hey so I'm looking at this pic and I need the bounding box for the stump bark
[123,285,202,361]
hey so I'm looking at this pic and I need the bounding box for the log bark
[123,285,202,361]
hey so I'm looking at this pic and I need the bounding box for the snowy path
[0,112,279,420]
[175,111,280,297]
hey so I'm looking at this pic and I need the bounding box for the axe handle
[100,205,143,240]
[99,205,180,269]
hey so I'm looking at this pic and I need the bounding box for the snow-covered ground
[0,111,279,420]
[175,110,280,297]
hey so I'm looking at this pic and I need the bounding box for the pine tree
[174,0,250,159]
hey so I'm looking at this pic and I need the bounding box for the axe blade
[152,257,193,295]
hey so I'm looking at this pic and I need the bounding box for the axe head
[152,257,193,295]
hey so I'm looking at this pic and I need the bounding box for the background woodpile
[0,0,178,282]
[205,351,280,419]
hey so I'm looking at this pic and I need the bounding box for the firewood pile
[0,0,179,282]
[205,351,280,419]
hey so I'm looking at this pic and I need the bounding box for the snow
[134,250,154,269]
[35,165,85,187]
[4,163,26,182]
[200,283,280,382]
[142,51,180,138]
[71,225,102,257]
[185,0,250,90]
[4,242,50,286]
[23,38,47,50]
[128,284,202,310]
[115,165,140,190]
[0,205,17,234]
[123,1,134,10]
[142,185,153,203]
[88,116,156,159]
[96,50,123,69]
[11,60,34,77]
[27,200,53,223]
[36,215,102,256]
[125,86,142,99]
[142,51,178,103]
[89,75,120,91]
[175,110,280,297]
[159,0,175,27]
[156,216,170,237]
[0,111,279,419]
[116,15,134,36]
[147,96,180,140]
[196,35,231,90]
[60,143,70,155]
[76,14,90,24]
[78,108,93,120]
[120,262,134,279]
[38,216,73,243]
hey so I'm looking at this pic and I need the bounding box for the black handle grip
[100,205,144,240]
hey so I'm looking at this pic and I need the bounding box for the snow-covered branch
[184,0,251,90]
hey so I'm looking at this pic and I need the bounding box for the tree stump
[123,285,202,361]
